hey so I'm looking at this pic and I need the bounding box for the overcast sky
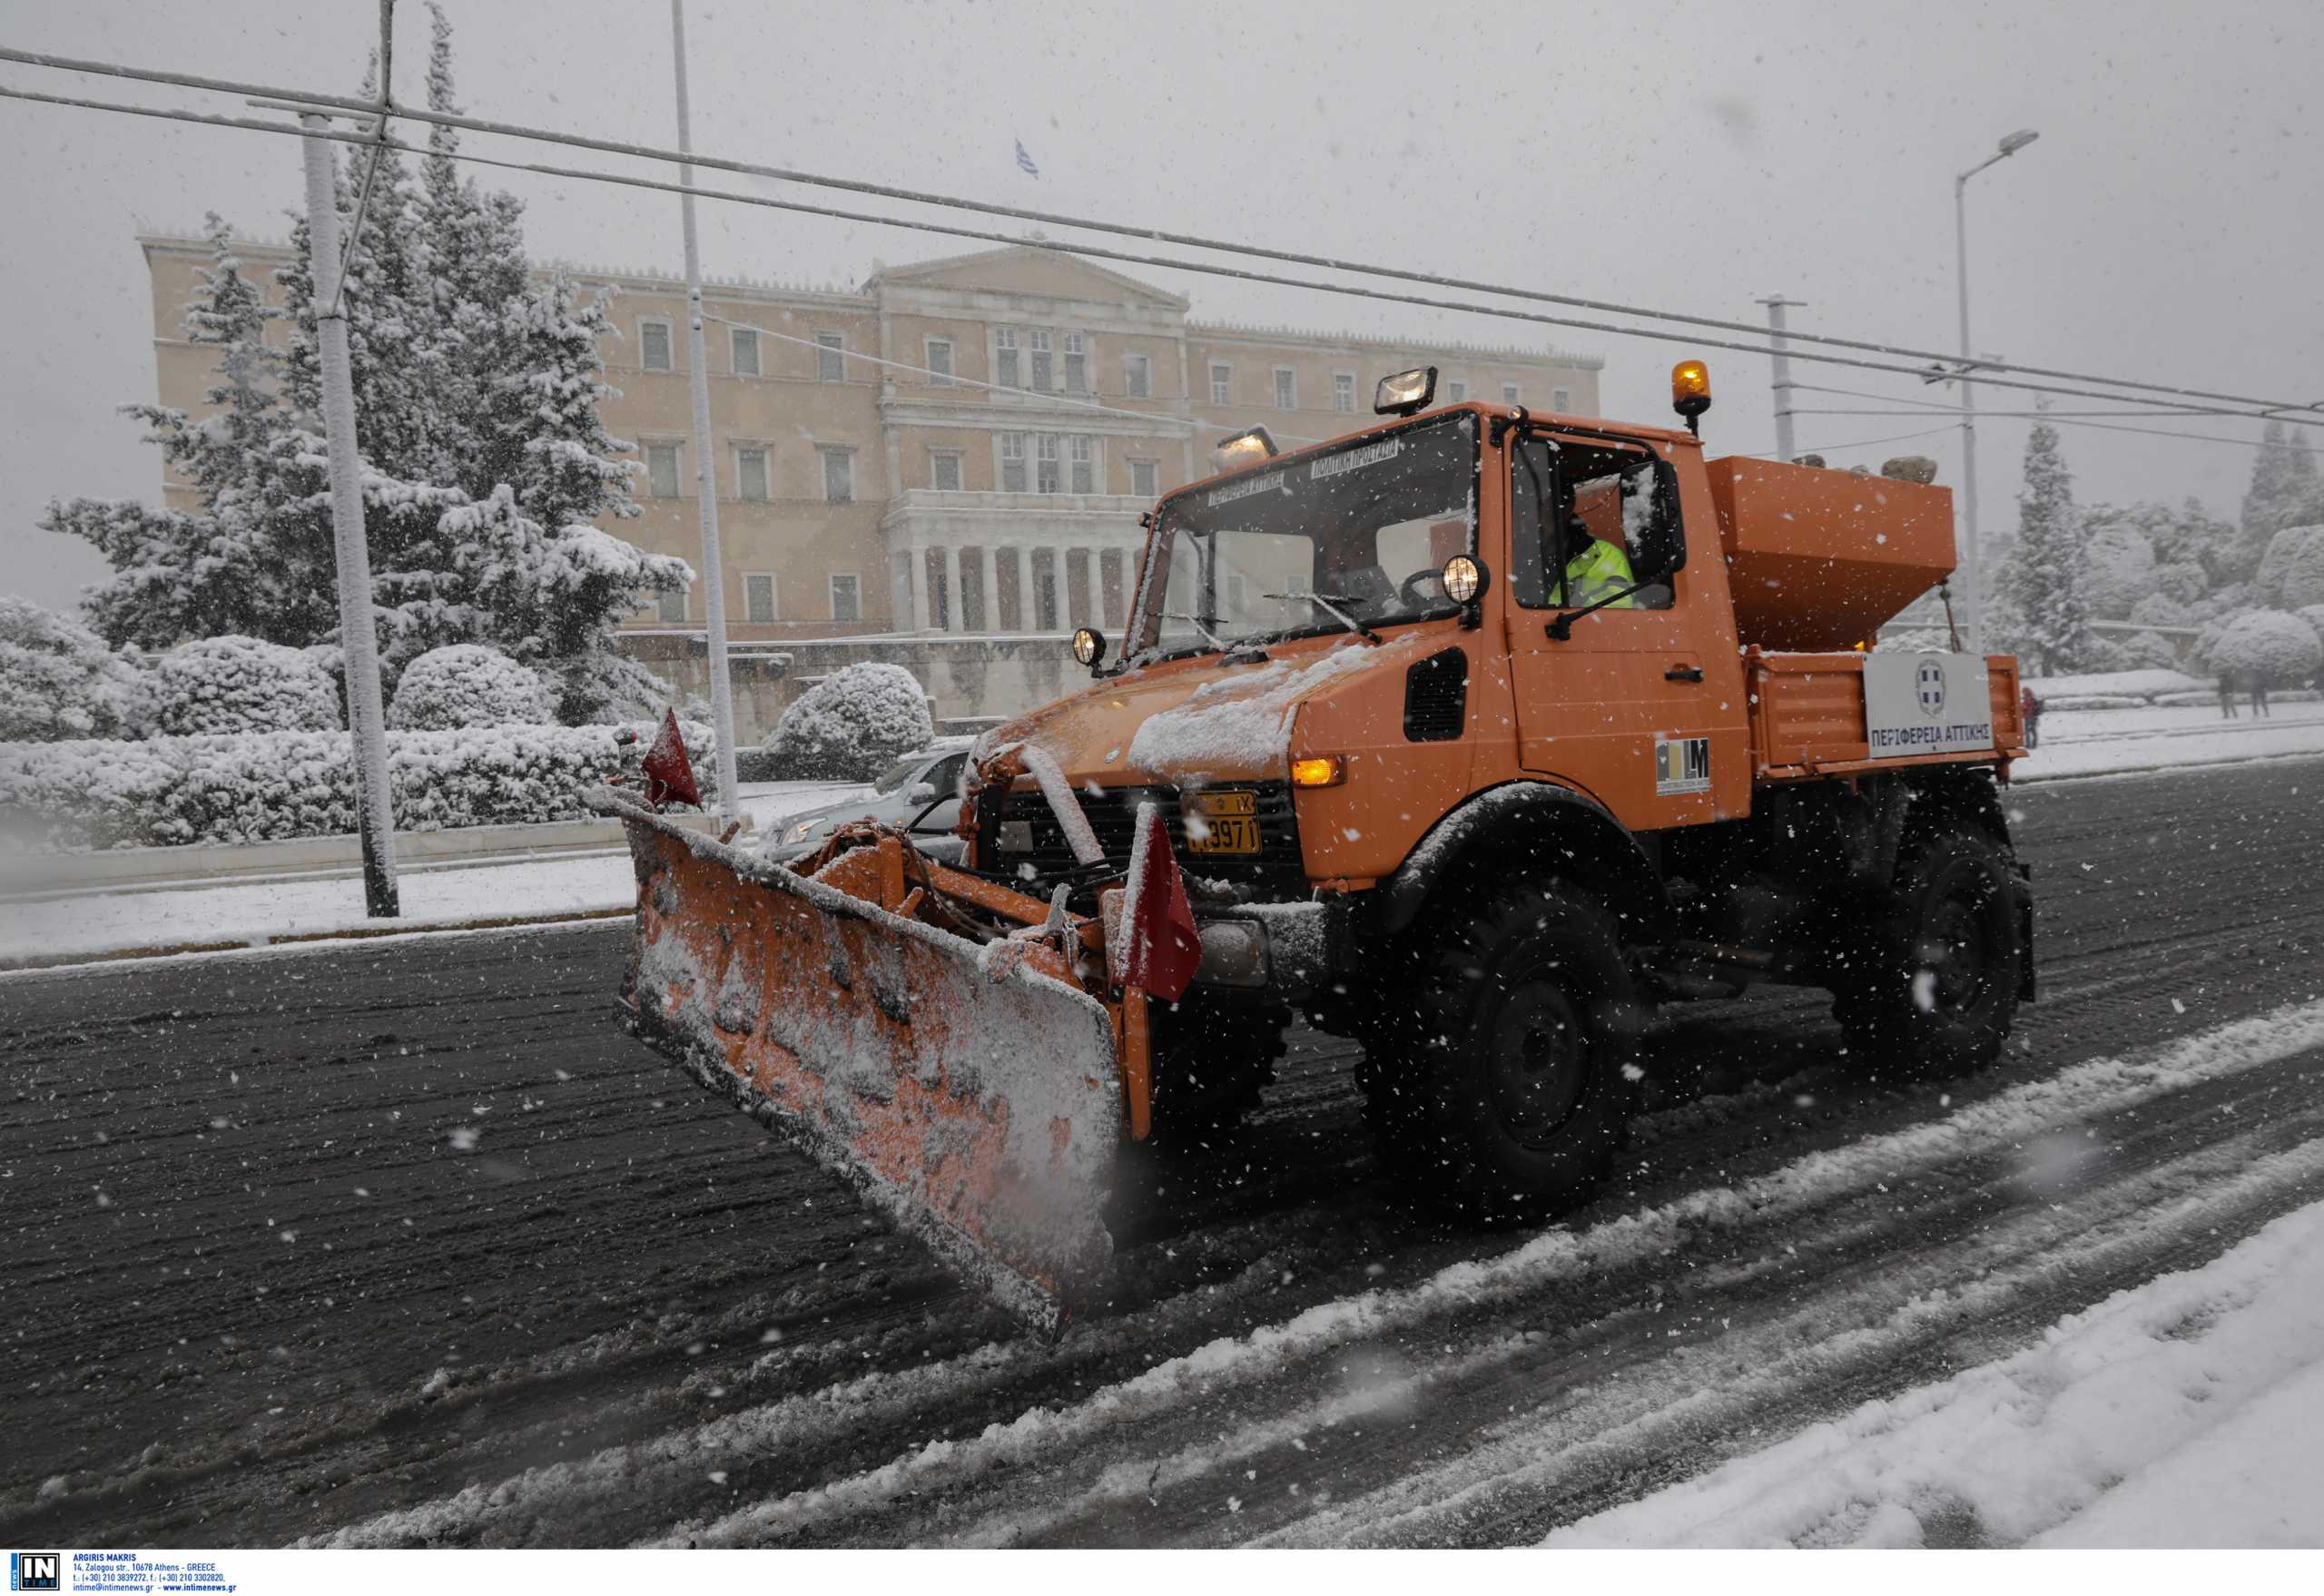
[5,0,2319,612]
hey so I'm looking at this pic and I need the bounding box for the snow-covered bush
[2108,629,2180,672]
[2254,524,2324,610]
[2078,520,2155,620]
[0,719,714,851]
[0,596,142,742]
[2156,561,2208,605]
[760,663,934,781]
[2298,605,2324,653]
[2208,609,2323,686]
[2127,591,2194,628]
[145,635,340,737]
[387,644,552,731]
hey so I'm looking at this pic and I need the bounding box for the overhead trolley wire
[4,43,2319,431]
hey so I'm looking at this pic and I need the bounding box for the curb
[0,903,634,975]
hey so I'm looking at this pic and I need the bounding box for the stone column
[980,545,1002,635]
[909,545,932,632]
[942,546,964,635]
[1084,547,1106,635]
[1017,546,1037,631]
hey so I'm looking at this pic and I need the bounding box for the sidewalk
[7,708,2322,974]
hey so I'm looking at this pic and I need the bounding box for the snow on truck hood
[981,633,1424,787]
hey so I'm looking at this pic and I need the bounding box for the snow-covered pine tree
[2003,418,2093,675]
[47,22,683,724]
[2238,419,2324,579]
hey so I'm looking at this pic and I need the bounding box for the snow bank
[0,720,714,850]
[2023,667,2203,702]
[1548,1196,2324,1548]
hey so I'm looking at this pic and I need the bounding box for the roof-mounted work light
[1374,366,1437,417]
[1211,427,1279,472]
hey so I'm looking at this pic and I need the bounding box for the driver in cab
[1563,510,1636,608]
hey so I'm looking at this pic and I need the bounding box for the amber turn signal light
[1290,755,1345,788]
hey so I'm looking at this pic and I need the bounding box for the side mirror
[1627,462,1689,581]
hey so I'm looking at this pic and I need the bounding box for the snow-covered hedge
[0,720,713,851]
[2254,525,2324,610]
[2207,609,2324,686]
[145,635,340,737]
[387,644,553,731]
[0,596,143,742]
[760,662,934,781]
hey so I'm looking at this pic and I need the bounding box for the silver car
[762,739,975,864]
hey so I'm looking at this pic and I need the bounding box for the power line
[1740,424,1960,460]
[5,39,2322,426]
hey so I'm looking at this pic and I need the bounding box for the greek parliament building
[141,236,1602,735]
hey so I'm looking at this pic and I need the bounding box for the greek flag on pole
[1015,140,1040,177]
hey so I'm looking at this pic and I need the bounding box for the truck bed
[1747,647,2024,782]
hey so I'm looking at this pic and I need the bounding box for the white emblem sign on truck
[1863,652,1995,759]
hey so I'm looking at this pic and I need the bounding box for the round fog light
[1071,626,1107,666]
[1442,554,1487,605]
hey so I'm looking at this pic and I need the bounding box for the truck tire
[1148,991,1288,1138]
[1831,819,2023,1079]
[1362,879,1640,1225]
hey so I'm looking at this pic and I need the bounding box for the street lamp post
[1954,127,2039,656]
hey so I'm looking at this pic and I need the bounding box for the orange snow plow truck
[592,361,2033,1336]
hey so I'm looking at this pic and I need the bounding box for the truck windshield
[1128,410,1477,661]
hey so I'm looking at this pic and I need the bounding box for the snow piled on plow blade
[589,791,1120,1339]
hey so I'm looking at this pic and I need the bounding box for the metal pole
[670,0,738,818]
[1758,294,1803,462]
[1954,174,1984,656]
[301,115,399,916]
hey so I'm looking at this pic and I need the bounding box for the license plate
[1185,790,1261,855]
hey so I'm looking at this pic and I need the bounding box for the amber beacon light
[1671,360,1712,434]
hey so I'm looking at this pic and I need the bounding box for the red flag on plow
[641,708,702,809]
[1113,803,1201,1001]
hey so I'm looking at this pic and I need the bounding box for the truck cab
[963,365,2032,1212]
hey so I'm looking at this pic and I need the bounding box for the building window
[814,330,845,382]
[930,450,962,492]
[640,318,673,372]
[1069,434,1095,495]
[829,573,862,623]
[735,446,769,501]
[1446,379,1466,403]
[1551,386,1571,411]
[996,327,1020,388]
[1210,362,1231,407]
[646,442,681,498]
[820,448,853,503]
[730,329,760,377]
[1029,328,1053,391]
[1063,331,1086,393]
[1502,381,1521,404]
[1333,372,1355,413]
[1124,351,1150,398]
[1035,432,1061,494]
[1129,458,1157,498]
[1000,432,1027,493]
[743,573,776,624]
[1274,367,1296,409]
[925,337,953,385]
[656,584,686,624]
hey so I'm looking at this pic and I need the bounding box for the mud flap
[592,793,1121,1338]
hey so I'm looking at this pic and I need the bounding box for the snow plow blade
[588,792,1122,1338]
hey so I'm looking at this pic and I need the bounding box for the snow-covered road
[3,757,2319,1549]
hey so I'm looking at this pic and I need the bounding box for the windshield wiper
[1265,591,1382,645]
[1164,610,1230,651]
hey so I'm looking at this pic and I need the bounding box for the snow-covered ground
[0,852,634,968]
[2014,699,2324,782]
[1548,1195,2324,1548]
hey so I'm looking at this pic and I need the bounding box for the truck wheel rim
[1490,979,1589,1139]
